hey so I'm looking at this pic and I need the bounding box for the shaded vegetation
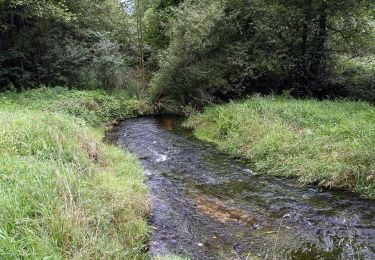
[146,0,374,106]
[186,97,375,198]
[0,0,136,90]
[1,0,374,104]
[0,88,150,258]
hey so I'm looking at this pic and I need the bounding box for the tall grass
[0,87,150,258]
[1,86,150,126]
[186,96,375,198]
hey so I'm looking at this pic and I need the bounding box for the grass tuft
[0,87,150,258]
[186,96,375,198]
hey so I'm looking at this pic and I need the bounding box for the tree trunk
[136,0,145,93]
[301,0,312,78]
[312,2,327,79]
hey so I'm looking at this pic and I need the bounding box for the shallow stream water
[109,116,375,259]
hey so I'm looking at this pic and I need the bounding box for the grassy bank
[0,87,151,258]
[186,96,375,198]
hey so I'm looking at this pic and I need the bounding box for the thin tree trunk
[301,0,312,78]
[312,2,327,78]
[136,0,145,93]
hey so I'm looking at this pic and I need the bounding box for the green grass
[0,87,151,258]
[1,86,150,127]
[186,96,375,198]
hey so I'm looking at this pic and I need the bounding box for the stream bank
[110,116,375,259]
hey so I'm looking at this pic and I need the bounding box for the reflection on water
[109,116,375,259]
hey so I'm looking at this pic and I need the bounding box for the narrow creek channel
[109,116,375,259]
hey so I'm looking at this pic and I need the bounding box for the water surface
[109,116,375,259]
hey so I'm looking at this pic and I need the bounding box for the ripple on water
[109,116,375,259]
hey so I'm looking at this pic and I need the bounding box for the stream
[109,116,375,259]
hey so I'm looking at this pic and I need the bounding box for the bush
[337,57,375,103]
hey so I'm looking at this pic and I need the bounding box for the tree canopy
[147,0,374,105]
[1,0,374,103]
[0,0,135,90]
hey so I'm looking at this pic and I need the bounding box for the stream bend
[109,116,375,259]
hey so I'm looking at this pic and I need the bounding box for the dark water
[109,116,375,259]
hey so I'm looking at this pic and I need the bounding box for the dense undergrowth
[186,96,375,198]
[0,87,151,258]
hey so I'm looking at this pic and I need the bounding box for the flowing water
[109,116,375,259]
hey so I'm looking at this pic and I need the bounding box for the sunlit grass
[0,86,150,126]
[186,96,375,198]
[0,88,150,258]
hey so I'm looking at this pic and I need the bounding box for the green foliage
[1,0,373,102]
[0,0,135,90]
[149,0,227,105]
[145,0,374,105]
[0,88,150,257]
[143,0,179,52]
[336,56,375,102]
[186,97,375,198]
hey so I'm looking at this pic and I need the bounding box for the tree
[146,0,374,105]
[0,0,134,90]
